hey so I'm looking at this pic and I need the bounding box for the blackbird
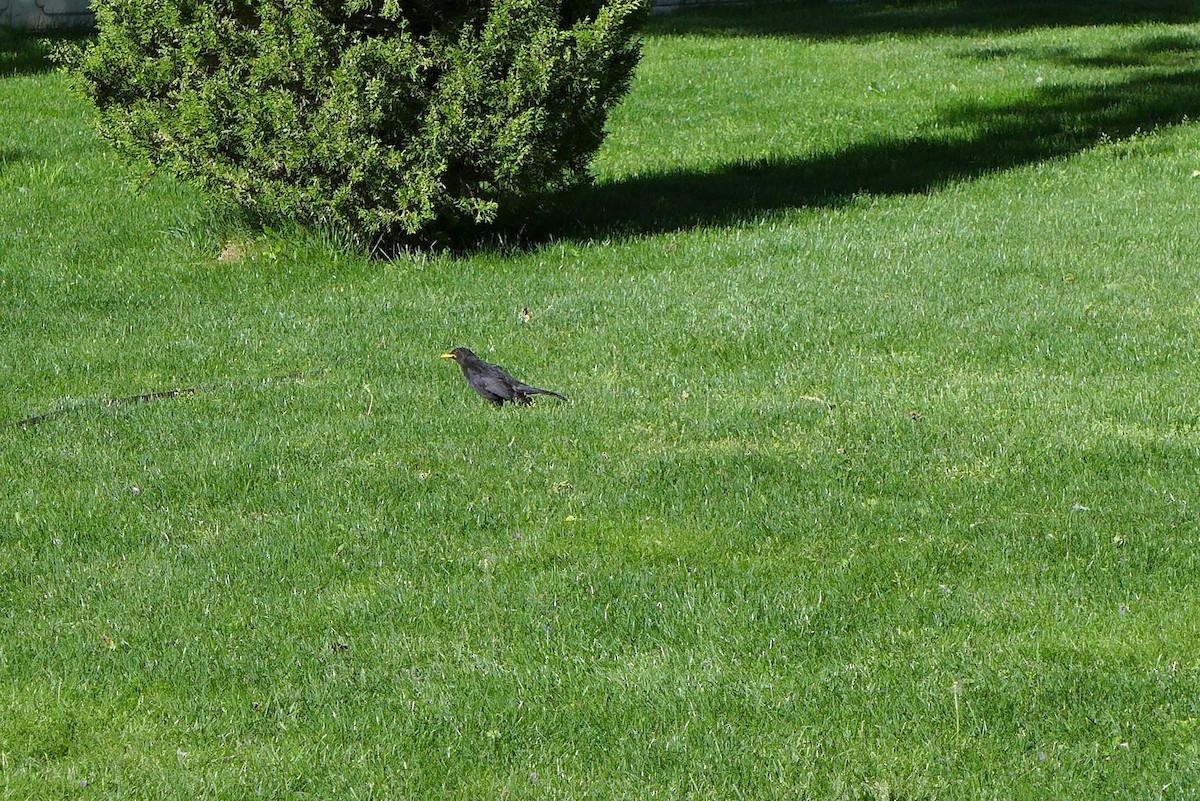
[441,347,568,406]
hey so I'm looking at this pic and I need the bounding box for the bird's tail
[523,386,568,402]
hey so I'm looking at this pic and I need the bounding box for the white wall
[2,0,746,30]
[652,0,745,12]
[1,0,94,29]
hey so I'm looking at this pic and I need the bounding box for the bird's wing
[473,369,519,400]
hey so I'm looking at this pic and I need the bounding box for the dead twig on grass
[13,372,306,430]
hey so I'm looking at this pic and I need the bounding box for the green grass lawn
[4,3,1200,797]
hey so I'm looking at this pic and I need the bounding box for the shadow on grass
[965,30,1200,70]
[649,0,1200,41]
[0,28,88,77]
[497,62,1200,246]
[0,149,28,175]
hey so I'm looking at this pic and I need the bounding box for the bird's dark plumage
[441,347,568,406]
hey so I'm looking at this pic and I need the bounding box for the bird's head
[440,347,473,361]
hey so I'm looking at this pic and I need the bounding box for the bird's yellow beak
[440,352,457,360]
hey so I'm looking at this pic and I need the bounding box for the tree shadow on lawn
[649,0,1200,41]
[507,64,1200,245]
[0,28,88,78]
[966,30,1200,70]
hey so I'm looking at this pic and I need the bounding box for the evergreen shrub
[69,0,647,245]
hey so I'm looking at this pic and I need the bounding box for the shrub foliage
[71,0,647,245]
